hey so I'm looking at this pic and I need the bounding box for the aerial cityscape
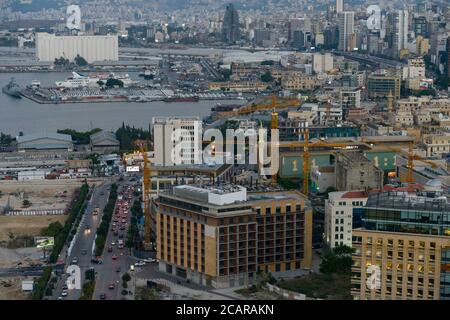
[0,0,449,305]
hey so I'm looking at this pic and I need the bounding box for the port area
[20,86,243,104]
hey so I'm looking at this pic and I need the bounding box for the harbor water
[0,72,242,135]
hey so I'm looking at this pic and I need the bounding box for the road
[51,180,112,300]
[92,177,138,300]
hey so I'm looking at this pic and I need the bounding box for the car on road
[99,293,106,300]
[111,240,116,246]
[113,231,119,237]
[143,258,157,263]
[62,285,68,290]
[91,257,103,264]
[108,283,115,290]
[81,249,87,255]
[107,246,113,253]
[134,261,145,267]
[120,225,126,230]
[85,225,90,230]
[116,267,121,273]
[61,290,68,297]
[71,257,78,264]
[112,254,118,260]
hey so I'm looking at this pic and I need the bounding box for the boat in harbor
[55,72,138,89]
[163,96,199,102]
[2,78,22,98]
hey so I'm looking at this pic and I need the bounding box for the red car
[112,254,117,260]
[108,283,115,290]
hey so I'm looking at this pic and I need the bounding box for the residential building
[312,53,333,74]
[325,191,368,248]
[152,117,202,166]
[155,184,313,288]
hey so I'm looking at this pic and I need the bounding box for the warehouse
[17,133,74,152]
[90,131,120,153]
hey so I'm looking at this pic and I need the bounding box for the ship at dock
[2,78,22,98]
[163,96,199,102]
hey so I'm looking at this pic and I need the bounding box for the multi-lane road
[52,180,113,300]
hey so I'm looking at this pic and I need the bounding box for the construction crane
[381,141,439,183]
[231,95,300,116]
[138,144,152,251]
[269,112,362,195]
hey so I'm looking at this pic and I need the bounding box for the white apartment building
[36,33,118,63]
[152,117,202,166]
[312,53,333,74]
[325,191,368,248]
[340,88,361,111]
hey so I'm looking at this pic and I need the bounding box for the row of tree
[54,54,88,67]
[94,184,118,256]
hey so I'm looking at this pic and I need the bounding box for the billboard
[34,236,54,249]
[126,166,140,172]
[419,79,433,90]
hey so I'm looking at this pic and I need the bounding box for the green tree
[320,245,354,274]
[74,54,88,66]
[260,71,274,82]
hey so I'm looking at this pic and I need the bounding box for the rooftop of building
[17,132,73,144]
[159,183,309,209]
[365,191,450,212]
[328,190,369,201]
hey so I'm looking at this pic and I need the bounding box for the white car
[61,290,68,297]
[143,258,157,263]
[134,261,146,267]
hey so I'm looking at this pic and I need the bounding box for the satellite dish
[66,5,81,30]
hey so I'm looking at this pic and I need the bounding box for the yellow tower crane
[139,144,152,251]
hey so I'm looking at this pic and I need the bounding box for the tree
[260,71,273,82]
[105,78,124,88]
[122,273,131,283]
[320,245,354,274]
[74,54,88,66]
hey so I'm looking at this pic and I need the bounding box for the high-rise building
[338,11,355,51]
[336,0,344,13]
[447,36,450,78]
[155,185,313,288]
[351,184,450,300]
[152,117,202,166]
[413,16,428,37]
[222,3,240,44]
[392,10,409,57]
